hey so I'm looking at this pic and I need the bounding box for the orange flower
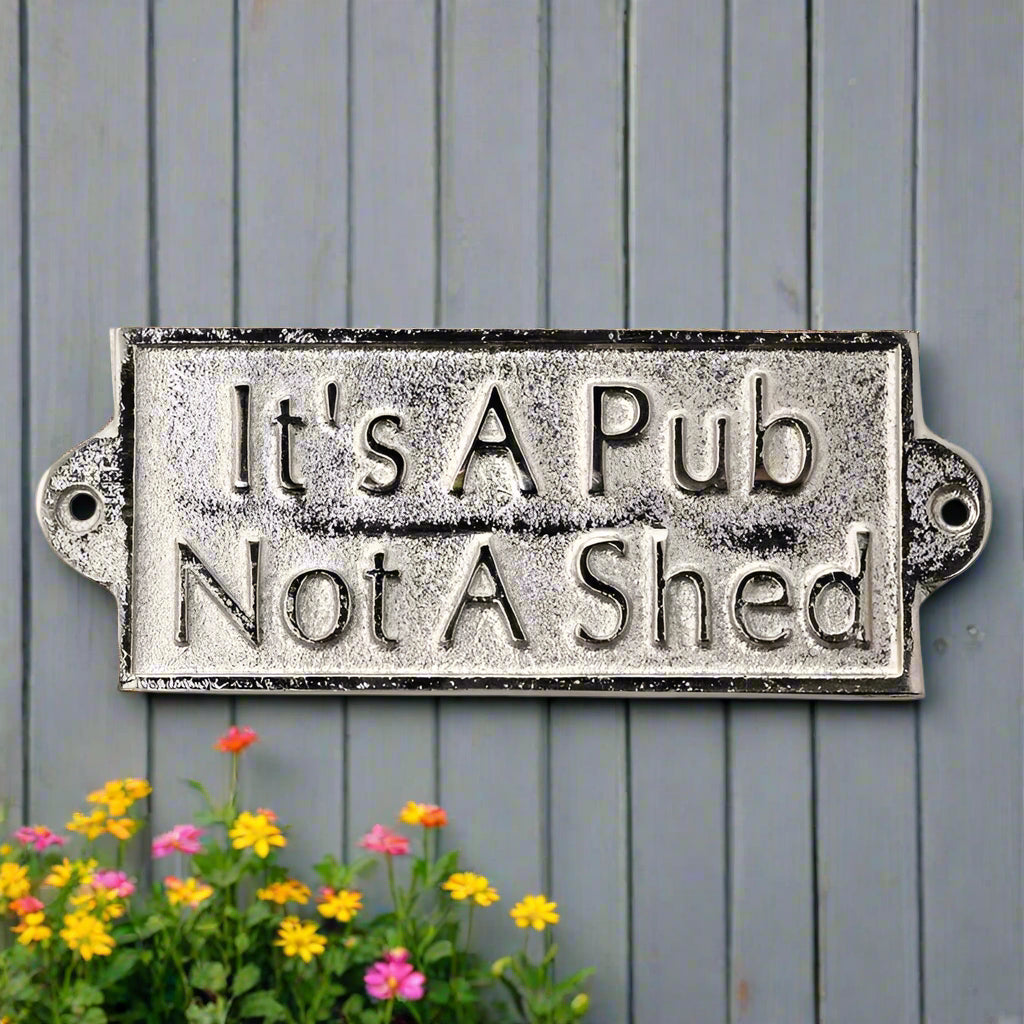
[214,726,259,753]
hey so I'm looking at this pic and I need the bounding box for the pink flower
[92,869,136,898]
[364,955,426,1002]
[358,824,410,857]
[14,826,66,852]
[10,896,44,916]
[152,824,205,858]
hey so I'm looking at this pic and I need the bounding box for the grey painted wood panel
[629,3,728,1020]
[918,1,1023,1020]
[236,0,348,873]
[811,3,921,1021]
[727,2,815,1021]
[0,0,22,827]
[148,0,235,837]
[437,0,547,962]
[547,7,630,1022]
[346,0,438,912]
[26,0,149,826]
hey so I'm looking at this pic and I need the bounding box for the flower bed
[0,727,592,1023]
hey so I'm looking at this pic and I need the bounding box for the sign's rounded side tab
[903,434,991,597]
[34,428,128,594]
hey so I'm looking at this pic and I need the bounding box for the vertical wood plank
[0,0,22,826]
[237,0,347,873]
[547,4,629,1022]
[918,2,1023,1020]
[27,0,149,826]
[345,0,438,910]
[148,0,235,836]
[629,2,728,1020]
[812,3,921,1021]
[437,0,547,960]
[727,2,816,1021]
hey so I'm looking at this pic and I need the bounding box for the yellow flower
[12,911,52,946]
[0,843,11,856]
[164,876,214,909]
[44,858,96,889]
[123,777,152,802]
[67,808,108,840]
[257,878,311,905]
[69,889,124,922]
[229,812,286,859]
[510,893,559,931]
[399,800,427,825]
[317,887,362,922]
[60,911,114,960]
[87,780,131,817]
[275,916,325,963]
[0,862,30,900]
[105,816,140,841]
[443,871,499,907]
[86,777,149,817]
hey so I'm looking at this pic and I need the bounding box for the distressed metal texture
[35,328,988,698]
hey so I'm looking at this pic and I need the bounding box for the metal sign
[37,329,989,698]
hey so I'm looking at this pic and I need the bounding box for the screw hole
[928,482,977,536]
[939,496,969,529]
[69,491,98,523]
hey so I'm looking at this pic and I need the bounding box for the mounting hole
[928,483,978,537]
[69,491,97,522]
[57,486,104,534]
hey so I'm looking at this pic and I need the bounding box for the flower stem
[383,997,395,1024]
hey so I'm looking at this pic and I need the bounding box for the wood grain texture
[437,0,547,962]
[236,0,348,873]
[27,0,149,826]
[629,3,728,1019]
[345,0,439,913]
[547,5,629,1022]
[0,0,22,825]
[148,0,234,837]
[727,2,815,1021]
[811,2,921,1022]
[918,1,1023,1020]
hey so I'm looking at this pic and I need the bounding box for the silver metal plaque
[37,329,990,698]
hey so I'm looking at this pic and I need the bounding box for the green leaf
[65,981,104,1009]
[423,939,454,964]
[78,1009,107,1024]
[97,948,141,987]
[235,930,252,953]
[189,960,228,994]
[236,991,288,1021]
[244,899,274,927]
[232,962,261,997]
[185,1005,222,1024]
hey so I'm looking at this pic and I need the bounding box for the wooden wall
[1,2,1021,1021]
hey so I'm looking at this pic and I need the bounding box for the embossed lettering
[751,374,814,491]
[671,412,729,493]
[282,569,350,646]
[652,532,710,646]
[732,569,792,647]
[807,527,872,647]
[325,381,340,427]
[575,535,630,645]
[360,414,406,495]
[450,384,538,496]
[176,539,261,647]
[364,551,400,647]
[232,384,251,493]
[274,398,307,494]
[440,539,527,648]
[589,384,651,495]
